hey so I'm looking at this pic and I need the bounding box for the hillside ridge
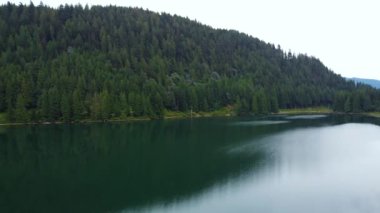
[349,77,380,89]
[0,3,379,123]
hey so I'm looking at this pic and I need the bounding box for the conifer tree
[15,94,29,122]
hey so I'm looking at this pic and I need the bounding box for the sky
[3,0,380,79]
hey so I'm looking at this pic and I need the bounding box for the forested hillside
[0,3,379,122]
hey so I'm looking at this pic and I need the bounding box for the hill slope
[0,3,379,122]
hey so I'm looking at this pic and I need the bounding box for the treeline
[333,87,380,113]
[0,3,379,123]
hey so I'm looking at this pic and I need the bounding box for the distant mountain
[349,78,380,89]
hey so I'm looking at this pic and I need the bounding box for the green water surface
[1,115,380,213]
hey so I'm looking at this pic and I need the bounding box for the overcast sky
[3,0,380,79]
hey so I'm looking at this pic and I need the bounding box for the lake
[1,115,380,213]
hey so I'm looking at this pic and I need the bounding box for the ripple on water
[286,114,328,120]
[232,120,290,126]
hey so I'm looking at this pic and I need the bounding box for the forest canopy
[0,2,379,122]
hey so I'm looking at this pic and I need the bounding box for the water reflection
[0,119,267,213]
[1,115,380,213]
[131,122,380,213]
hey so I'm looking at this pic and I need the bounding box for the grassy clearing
[197,106,235,117]
[164,110,189,119]
[165,106,235,119]
[278,107,332,115]
[366,112,380,118]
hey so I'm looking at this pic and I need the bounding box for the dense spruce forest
[0,3,379,123]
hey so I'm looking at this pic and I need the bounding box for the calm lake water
[1,115,380,213]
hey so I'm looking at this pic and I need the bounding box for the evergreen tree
[100,90,111,120]
[236,97,249,116]
[151,92,164,118]
[90,93,102,120]
[270,96,279,113]
[39,90,50,121]
[251,95,259,114]
[257,91,269,114]
[48,87,60,120]
[362,93,372,112]
[188,88,199,112]
[119,92,129,119]
[333,92,346,112]
[15,95,29,122]
[72,89,84,121]
[352,93,361,113]
[61,93,71,122]
[344,97,351,113]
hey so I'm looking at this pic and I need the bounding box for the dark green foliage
[100,90,112,120]
[0,3,379,122]
[236,97,250,116]
[38,90,49,120]
[270,96,279,113]
[333,88,377,113]
[333,92,346,112]
[119,92,129,119]
[15,94,29,122]
[61,93,71,122]
[352,93,361,113]
[344,97,352,113]
[150,92,164,119]
[251,95,259,115]
[72,89,85,121]
[257,90,269,114]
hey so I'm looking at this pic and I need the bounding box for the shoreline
[1,107,379,126]
[0,108,234,126]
